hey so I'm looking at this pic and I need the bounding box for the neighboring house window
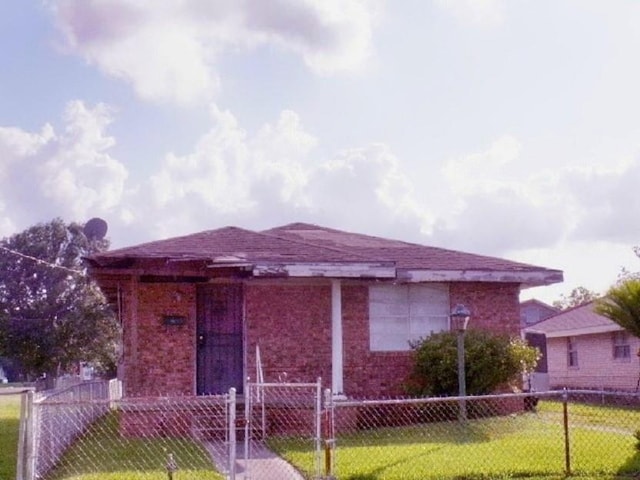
[369,284,449,352]
[612,331,631,360]
[567,337,578,368]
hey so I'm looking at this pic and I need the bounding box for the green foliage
[595,278,640,339]
[0,218,119,379]
[408,329,540,396]
[553,286,599,310]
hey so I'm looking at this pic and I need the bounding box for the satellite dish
[84,217,108,240]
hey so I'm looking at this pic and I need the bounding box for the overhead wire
[0,245,84,275]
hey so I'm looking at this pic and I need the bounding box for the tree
[553,286,599,310]
[595,278,640,339]
[407,329,540,397]
[0,218,119,379]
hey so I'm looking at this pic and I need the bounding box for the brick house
[524,302,640,391]
[86,222,563,398]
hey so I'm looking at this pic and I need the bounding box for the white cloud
[564,158,640,244]
[118,104,431,243]
[48,0,379,105]
[433,136,573,254]
[434,0,506,28]
[308,144,432,238]
[442,135,522,195]
[0,101,128,234]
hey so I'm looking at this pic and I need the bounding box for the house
[520,298,559,328]
[524,302,640,391]
[85,222,563,398]
[520,299,559,391]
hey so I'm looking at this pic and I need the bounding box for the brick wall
[122,282,196,397]
[245,283,332,385]
[450,282,521,336]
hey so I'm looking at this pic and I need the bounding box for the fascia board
[252,263,396,279]
[541,324,623,338]
[400,269,563,286]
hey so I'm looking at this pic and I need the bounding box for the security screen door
[196,284,243,395]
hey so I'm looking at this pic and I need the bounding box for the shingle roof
[264,222,552,271]
[87,222,562,286]
[89,226,371,264]
[524,301,623,337]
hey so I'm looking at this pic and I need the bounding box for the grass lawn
[45,412,225,480]
[269,400,640,480]
[0,392,21,480]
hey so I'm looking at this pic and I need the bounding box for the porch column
[331,279,344,395]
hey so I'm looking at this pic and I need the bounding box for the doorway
[196,284,244,395]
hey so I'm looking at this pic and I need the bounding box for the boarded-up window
[369,284,450,351]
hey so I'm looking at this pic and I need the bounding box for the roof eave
[527,324,624,338]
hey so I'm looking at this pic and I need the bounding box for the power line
[0,245,83,275]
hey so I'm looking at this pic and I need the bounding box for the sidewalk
[205,440,305,480]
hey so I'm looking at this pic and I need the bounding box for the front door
[196,284,244,395]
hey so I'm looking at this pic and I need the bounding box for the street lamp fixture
[450,304,471,422]
[450,304,471,332]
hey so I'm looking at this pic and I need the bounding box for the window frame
[612,331,631,361]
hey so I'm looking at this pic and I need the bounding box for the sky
[2,0,640,304]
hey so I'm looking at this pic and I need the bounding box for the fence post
[228,388,236,480]
[16,391,28,480]
[563,389,571,476]
[323,388,336,480]
[22,390,36,480]
[315,379,322,478]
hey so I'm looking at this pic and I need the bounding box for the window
[567,337,578,368]
[612,331,631,360]
[369,284,449,351]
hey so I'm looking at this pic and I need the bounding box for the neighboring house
[86,222,563,398]
[520,299,559,328]
[524,302,640,391]
[520,299,559,391]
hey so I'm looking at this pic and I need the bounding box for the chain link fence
[19,387,232,480]
[13,386,640,479]
[242,381,322,480]
[329,390,640,479]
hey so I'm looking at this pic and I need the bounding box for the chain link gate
[242,379,323,479]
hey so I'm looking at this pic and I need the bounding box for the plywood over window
[369,284,450,351]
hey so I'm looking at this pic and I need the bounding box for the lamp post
[450,304,471,422]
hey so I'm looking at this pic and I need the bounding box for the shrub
[407,329,540,397]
